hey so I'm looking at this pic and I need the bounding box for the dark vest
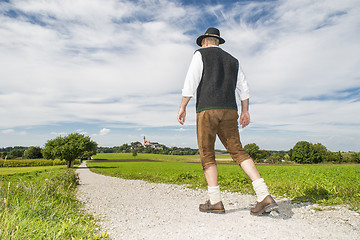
[196,47,239,113]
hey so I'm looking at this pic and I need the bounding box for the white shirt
[182,49,250,101]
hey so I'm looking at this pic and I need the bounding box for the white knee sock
[252,178,270,202]
[208,185,221,204]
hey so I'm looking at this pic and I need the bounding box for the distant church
[143,136,162,150]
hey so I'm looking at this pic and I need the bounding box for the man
[177,27,277,215]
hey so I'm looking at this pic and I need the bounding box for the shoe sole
[250,203,278,216]
[199,209,226,214]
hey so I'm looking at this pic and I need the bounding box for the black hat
[196,27,225,47]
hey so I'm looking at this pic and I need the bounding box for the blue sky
[0,0,359,151]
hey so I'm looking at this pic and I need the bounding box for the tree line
[1,135,359,166]
[244,141,360,164]
[0,133,97,168]
[97,142,198,155]
[0,146,43,160]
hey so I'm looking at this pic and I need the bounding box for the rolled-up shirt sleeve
[182,51,203,97]
[236,64,250,101]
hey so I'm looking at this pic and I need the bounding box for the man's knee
[202,161,217,171]
[234,155,252,166]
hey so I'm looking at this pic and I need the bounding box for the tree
[267,152,282,164]
[291,141,314,164]
[335,151,343,163]
[81,148,97,160]
[244,143,260,160]
[291,141,325,164]
[132,150,137,158]
[8,149,25,159]
[323,151,338,163]
[351,152,360,163]
[24,146,43,159]
[312,143,326,163]
[1,152,7,159]
[257,150,270,162]
[42,133,97,168]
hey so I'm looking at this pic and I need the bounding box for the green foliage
[97,143,198,155]
[1,152,8,159]
[24,146,43,159]
[0,146,26,153]
[8,149,25,159]
[42,133,97,168]
[351,152,360,163]
[244,143,260,159]
[257,150,271,161]
[0,168,107,239]
[0,159,69,168]
[291,141,313,163]
[80,149,97,160]
[291,141,323,164]
[0,166,65,176]
[267,152,283,164]
[0,147,27,160]
[132,150,138,158]
[313,143,327,157]
[88,161,360,211]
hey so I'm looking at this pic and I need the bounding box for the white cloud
[76,129,88,135]
[50,132,67,136]
[2,129,15,134]
[0,0,359,151]
[0,0,197,129]
[174,128,188,132]
[99,128,111,136]
[218,0,360,150]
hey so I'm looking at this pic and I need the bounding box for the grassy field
[0,165,66,175]
[87,159,360,211]
[93,152,232,162]
[0,166,107,239]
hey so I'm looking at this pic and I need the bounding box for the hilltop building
[143,136,163,150]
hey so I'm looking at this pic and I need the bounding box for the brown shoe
[199,200,225,214]
[250,195,278,216]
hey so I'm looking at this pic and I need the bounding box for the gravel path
[76,162,360,240]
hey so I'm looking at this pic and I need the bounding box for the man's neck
[202,44,219,48]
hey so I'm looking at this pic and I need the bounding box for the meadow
[88,153,360,211]
[0,159,69,167]
[0,165,65,176]
[0,166,107,239]
[93,152,232,162]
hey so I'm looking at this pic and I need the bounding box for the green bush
[291,141,323,164]
[24,146,43,159]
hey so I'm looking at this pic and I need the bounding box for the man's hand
[177,97,191,125]
[240,111,250,128]
[240,98,250,128]
[177,107,186,125]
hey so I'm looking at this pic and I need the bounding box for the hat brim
[196,35,225,47]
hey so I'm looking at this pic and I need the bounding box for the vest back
[196,47,239,113]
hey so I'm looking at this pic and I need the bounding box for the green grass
[0,159,68,167]
[0,167,107,239]
[87,161,360,211]
[0,165,66,176]
[93,152,232,162]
